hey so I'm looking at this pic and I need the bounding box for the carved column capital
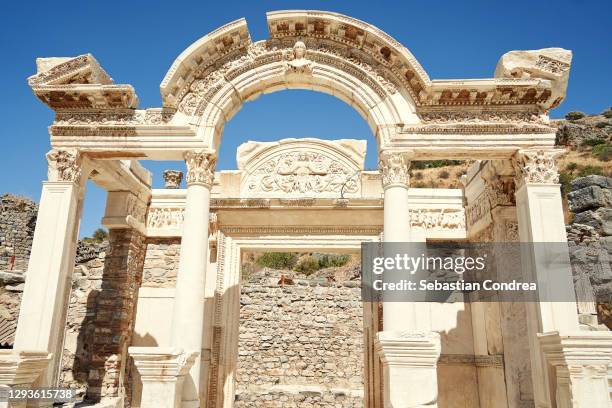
[184,151,216,187]
[163,170,183,189]
[379,151,411,188]
[46,149,82,183]
[512,149,564,189]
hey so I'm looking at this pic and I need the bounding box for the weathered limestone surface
[235,268,363,407]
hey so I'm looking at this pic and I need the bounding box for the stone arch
[160,10,432,151]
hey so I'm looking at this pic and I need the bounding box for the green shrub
[438,170,450,179]
[294,256,319,275]
[414,181,427,188]
[414,171,423,180]
[565,111,586,120]
[592,143,612,161]
[411,160,463,170]
[578,165,604,178]
[317,254,350,269]
[565,162,578,172]
[581,138,605,147]
[602,108,612,118]
[595,121,609,128]
[558,171,573,196]
[256,252,297,269]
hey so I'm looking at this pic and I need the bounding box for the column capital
[184,150,216,187]
[163,170,183,189]
[46,148,82,183]
[379,151,411,189]
[511,149,565,189]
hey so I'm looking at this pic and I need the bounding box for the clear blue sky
[1,0,610,237]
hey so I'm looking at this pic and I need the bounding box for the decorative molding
[379,151,410,188]
[46,149,82,183]
[512,149,563,188]
[185,151,216,187]
[221,225,383,235]
[419,109,545,124]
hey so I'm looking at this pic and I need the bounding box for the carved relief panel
[238,138,366,198]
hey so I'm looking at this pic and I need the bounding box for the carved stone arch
[160,11,430,151]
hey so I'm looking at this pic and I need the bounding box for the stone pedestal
[128,348,197,408]
[171,151,216,408]
[375,332,441,408]
[539,331,612,408]
[0,350,52,408]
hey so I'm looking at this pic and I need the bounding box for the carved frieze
[185,151,216,187]
[245,151,359,196]
[46,149,82,183]
[465,192,491,229]
[53,109,172,126]
[512,149,562,188]
[146,207,184,229]
[379,152,410,188]
[410,209,465,231]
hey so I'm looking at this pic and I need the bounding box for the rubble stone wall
[566,175,612,328]
[142,238,180,287]
[235,269,364,407]
[0,194,37,272]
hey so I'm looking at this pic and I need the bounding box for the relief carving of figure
[247,151,358,195]
[283,41,313,75]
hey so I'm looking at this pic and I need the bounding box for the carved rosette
[163,170,183,189]
[46,149,82,183]
[185,151,216,187]
[379,152,410,188]
[512,149,562,188]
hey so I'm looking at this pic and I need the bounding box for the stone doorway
[204,236,381,408]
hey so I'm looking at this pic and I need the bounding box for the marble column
[171,151,216,408]
[376,151,441,408]
[11,149,85,389]
[511,149,610,407]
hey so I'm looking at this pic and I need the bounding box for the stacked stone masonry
[0,194,37,272]
[235,268,364,407]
